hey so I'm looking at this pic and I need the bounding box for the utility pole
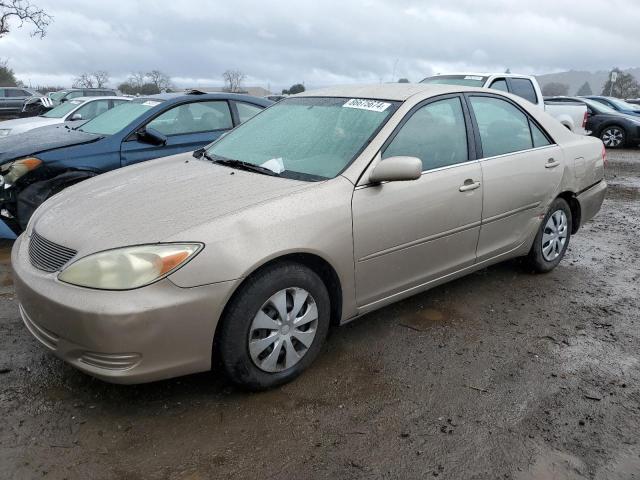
[609,71,618,97]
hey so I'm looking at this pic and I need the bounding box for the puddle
[517,447,587,480]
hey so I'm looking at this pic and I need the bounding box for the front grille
[28,231,77,272]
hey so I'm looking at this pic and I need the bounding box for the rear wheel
[527,198,572,273]
[217,262,330,390]
[600,125,626,148]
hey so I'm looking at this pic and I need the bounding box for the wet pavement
[1,149,639,479]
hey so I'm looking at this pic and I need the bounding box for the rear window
[510,79,538,104]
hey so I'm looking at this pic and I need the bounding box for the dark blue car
[583,95,640,117]
[0,91,272,238]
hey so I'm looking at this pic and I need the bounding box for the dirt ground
[1,149,639,480]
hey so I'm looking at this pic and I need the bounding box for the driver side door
[352,95,483,310]
[120,100,234,166]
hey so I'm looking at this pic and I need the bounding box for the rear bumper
[577,179,607,228]
[12,234,241,384]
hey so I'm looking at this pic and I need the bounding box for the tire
[217,262,331,390]
[600,125,626,149]
[527,198,572,273]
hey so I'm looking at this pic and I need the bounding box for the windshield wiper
[196,151,280,177]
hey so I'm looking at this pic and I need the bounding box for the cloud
[1,0,639,91]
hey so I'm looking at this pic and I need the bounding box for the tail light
[602,145,608,168]
[582,111,588,129]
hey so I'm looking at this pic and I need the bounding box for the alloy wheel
[601,128,624,148]
[542,210,568,261]
[248,287,318,373]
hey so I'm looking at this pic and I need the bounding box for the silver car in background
[0,96,131,137]
[13,84,606,390]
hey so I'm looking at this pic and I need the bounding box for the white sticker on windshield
[141,100,161,107]
[260,157,285,174]
[464,76,484,81]
[343,98,391,112]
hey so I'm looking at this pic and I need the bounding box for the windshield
[41,99,83,118]
[79,99,162,136]
[581,98,618,114]
[207,97,399,180]
[421,75,488,87]
[49,91,68,102]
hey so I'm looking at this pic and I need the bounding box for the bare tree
[146,70,173,92]
[72,73,94,89]
[72,71,110,89]
[222,69,246,93]
[0,0,52,38]
[128,71,146,89]
[92,70,109,88]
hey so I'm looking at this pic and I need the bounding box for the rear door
[120,100,234,166]
[466,93,563,261]
[352,95,483,308]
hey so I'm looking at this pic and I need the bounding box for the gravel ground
[0,149,639,480]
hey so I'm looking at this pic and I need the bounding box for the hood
[0,125,101,162]
[31,153,315,255]
[0,116,60,136]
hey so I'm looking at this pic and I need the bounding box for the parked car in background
[627,98,640,106]
[12,84,606,389]
[420,73,588,134]
[583,95,640,116]
[546,96,640,148]
[265,94,288,102]
[0,96,130,137]
[0,91,272,238]
[0,87,40,117]
[21,88,118,117]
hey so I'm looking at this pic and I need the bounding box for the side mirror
[137,127,167,146]
[369,156,422,183]
[70,113,83,121]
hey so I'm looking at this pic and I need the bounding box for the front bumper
[12,234,240,384]
[577,179,607,228]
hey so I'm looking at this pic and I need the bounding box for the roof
[137,91,272,106]
[297,83,482,101]
[73,96,131,102]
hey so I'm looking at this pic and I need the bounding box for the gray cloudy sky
[1,0,639,91]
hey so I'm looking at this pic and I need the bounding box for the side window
[66,91,83,100]
[530,121,551,148]
[236,102,262,123]
[383,97,468,171]
[111,99,129,107]
[0,89,5,97]
[73,100,110,120]
[146,101,233,136]
[489,79,509,92]
[510,79,538,104]
[469,96,533,157]
[6,89,26,97]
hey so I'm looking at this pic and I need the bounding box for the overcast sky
[1,0,639,92]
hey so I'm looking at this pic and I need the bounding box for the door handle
[545,158,560,168]
[459,180,481,192]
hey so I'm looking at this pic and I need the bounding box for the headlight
[58,243,202,290]
[0,129,11,137]
[1,157,42,186]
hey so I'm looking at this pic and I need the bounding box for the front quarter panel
[166,176,357,321]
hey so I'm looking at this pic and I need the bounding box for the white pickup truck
[420,73,588,135]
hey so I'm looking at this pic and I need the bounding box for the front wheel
[217,262,330,390]
[527,198,572,273]
[600,125,626,148]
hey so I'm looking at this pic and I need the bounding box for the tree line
[542,68,640,98]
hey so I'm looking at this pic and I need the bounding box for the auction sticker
[343,98,391,112]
